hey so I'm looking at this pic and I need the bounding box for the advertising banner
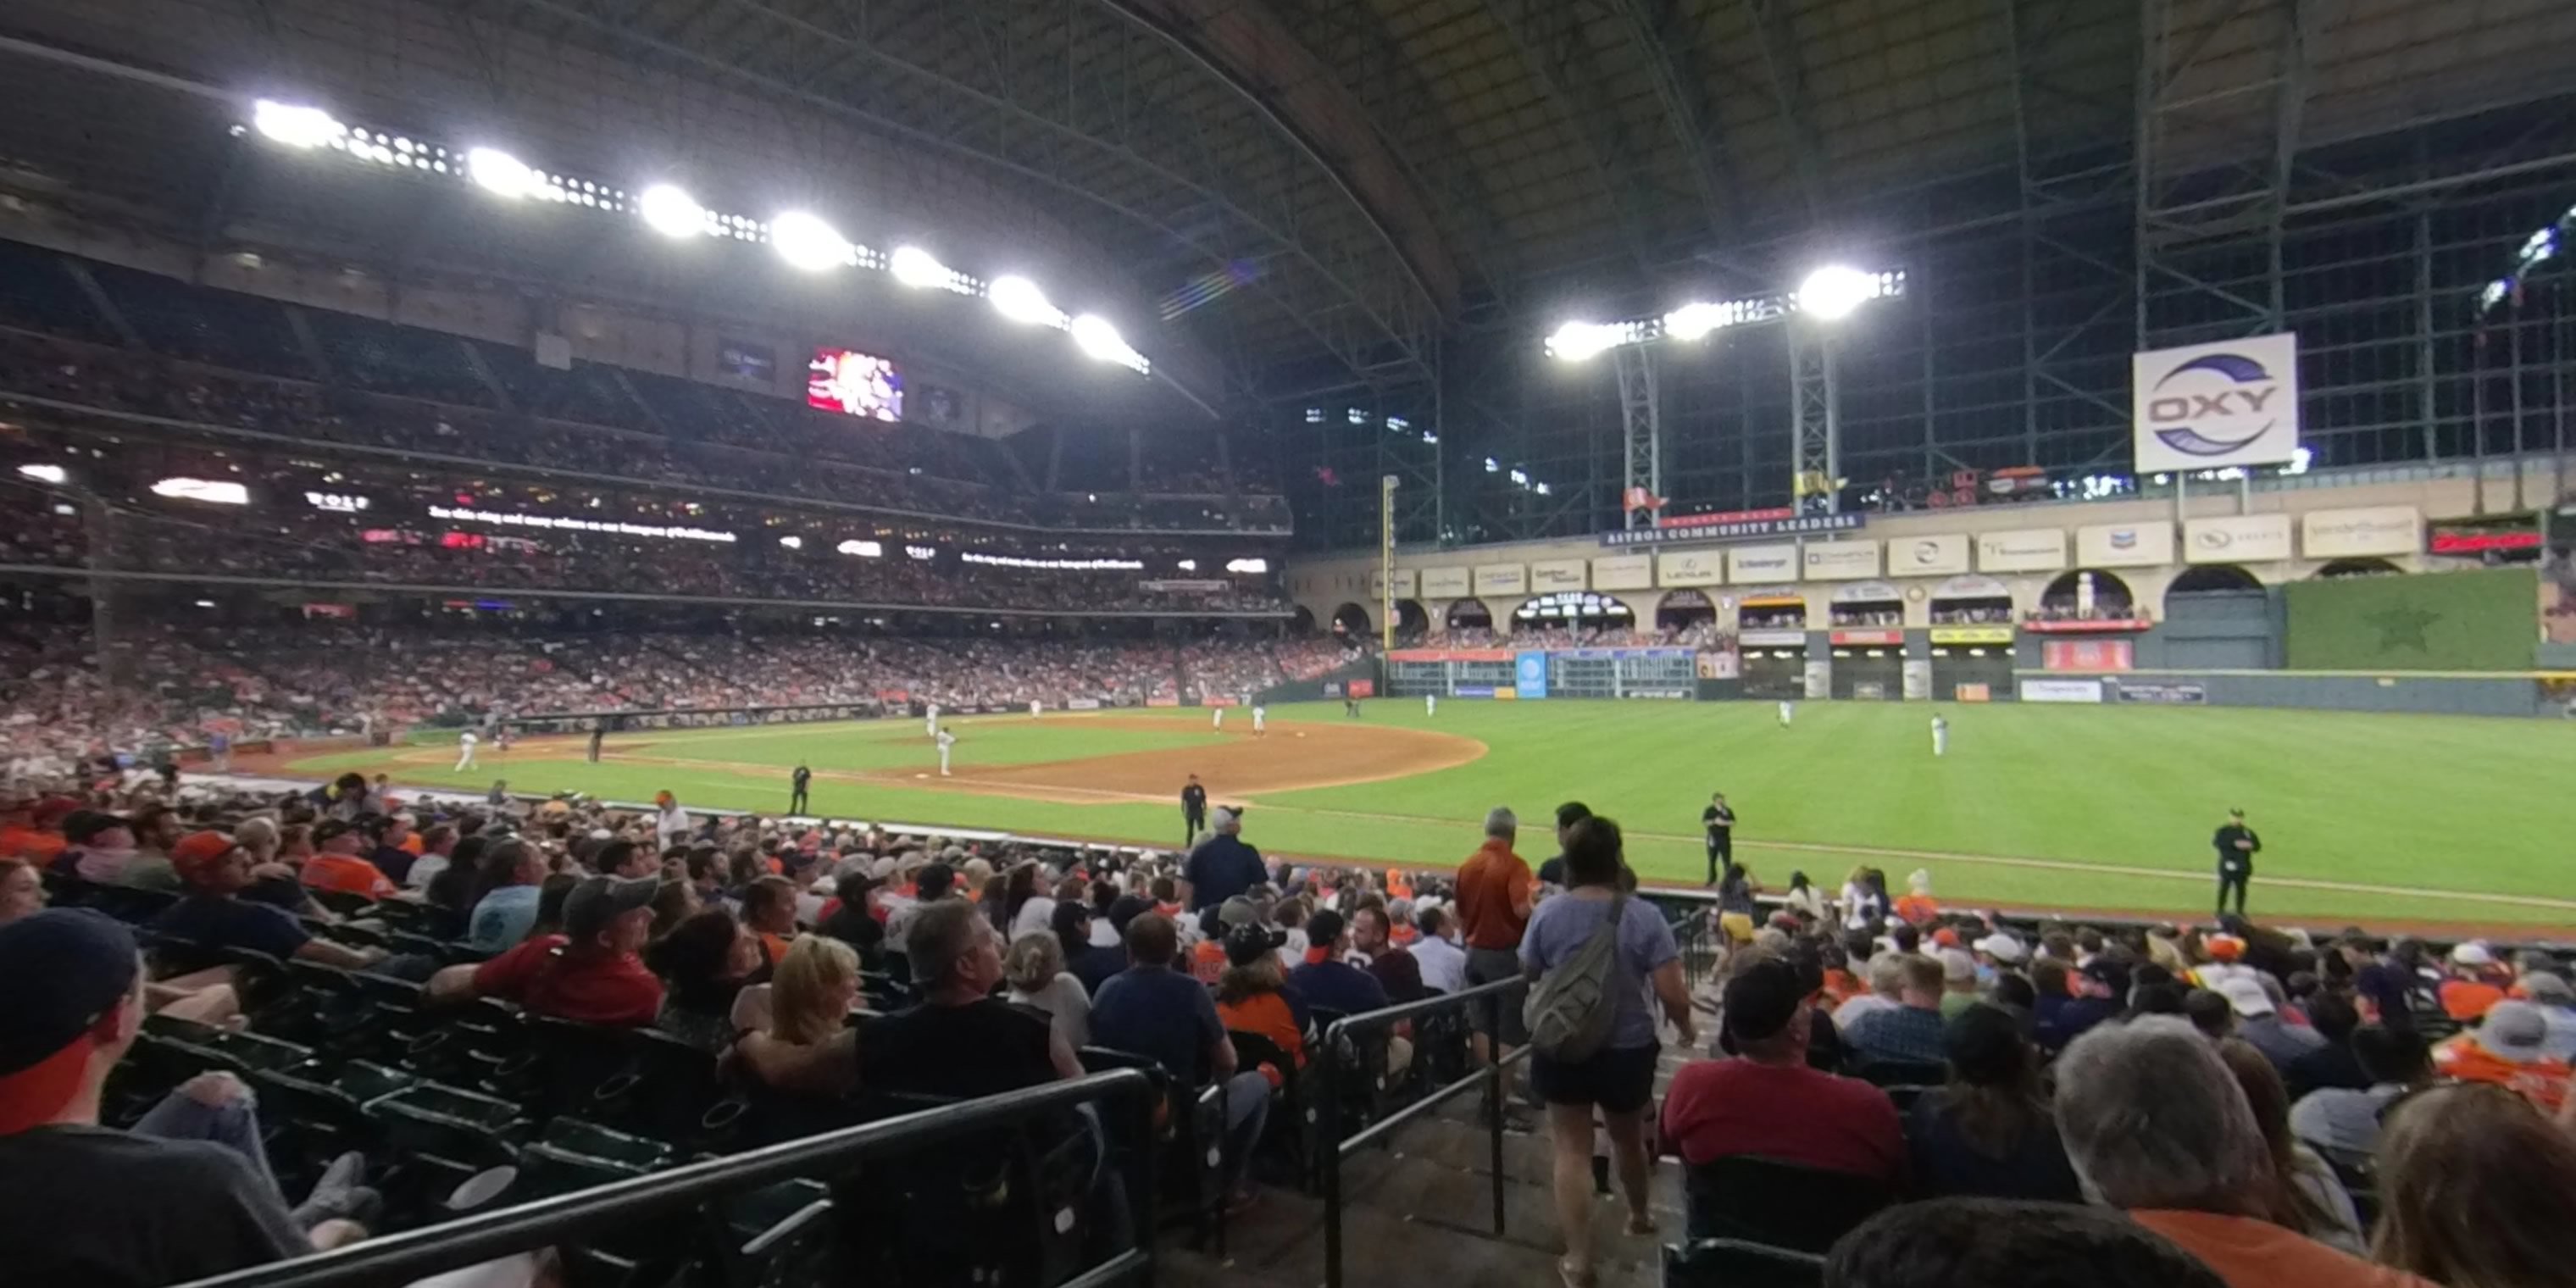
[1146,697,1180,708]
[2021,678,2106,703]
[1932,574,2012,601]
[2185,514,2293,564]
[1956,683,1991,702]
[1347,680,1374,698]
[2114,681,2207,704]
[2076,521,2175,569]
[1621,689,1694,700]
[1474,564,1528,597]
[1530,558,1588,591]
[2132,331,2301,473]
[1739,629,1809,648]
[1929,626,2016,645]
[1829,630,1904,646]
[2301,505,2421,558]
[1421,566,1473,598]
[1802,542,1882,580]
[1729,543,1800,583]
[1696,649,1741,680]
[1888,534,1971,577]
[1322,683,1342,697]
[1803,661,1832,700]
[1657,548,1726,587]
[1387,648,1516,663]
[1591,553,1654,591]
[1513,652,1549,700]
[1065,698,1102,711]
[1141,579,1230,592]
[1978,528,2069,573]
[1367,568,1420,597]
[1829,580,1903,604]
[1453,686,1496,697]
[2042,638,2135,671]
[1600,510,1865,548]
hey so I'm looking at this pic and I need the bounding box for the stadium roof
[5,0,2576,402]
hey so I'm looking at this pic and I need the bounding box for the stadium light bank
[244,98,1152,375]
[1544,265,1907,360]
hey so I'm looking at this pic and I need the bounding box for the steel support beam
[1740,0,1826,219]
[1789,325,1840,513]
[1613,345,1662,530]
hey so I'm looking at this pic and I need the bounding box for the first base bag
[1523,890,1630,1063]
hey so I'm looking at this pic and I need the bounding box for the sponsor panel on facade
[2184,514,2293,563]
[1889,533,1970,576]
[1657,549,1725,587]
[1474,564,1528,596]
[1591,553,1654,591]
[1977,528,2068,573]
[1421,566,1472,598]
[1529,558,1587,591]
[2020,679,2106,703]
[2075,521,2175,569]
[2301,505,2421,558]
[1802,541,1882,580]
[1728,543,1799,583]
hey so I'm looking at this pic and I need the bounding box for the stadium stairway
[1156,1043,1697,1288]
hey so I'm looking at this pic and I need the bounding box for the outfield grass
[294,702,2576,925]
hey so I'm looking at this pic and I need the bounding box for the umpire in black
[2213,808,2260,916]
[1180,774,1208,847]
[1701,791,1735,886]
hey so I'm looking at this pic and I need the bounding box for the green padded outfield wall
[2285,568,2538,672]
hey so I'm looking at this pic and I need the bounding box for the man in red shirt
[1452,807,1532,1061]
[1660,958,1904,1184]
[430,874,663,1027]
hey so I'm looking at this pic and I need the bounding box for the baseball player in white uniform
[1931,714,1949,758]
[1252,704,1266,736]
[455,729,478,771]
[1030,700,1042,718]
[936,729,957,776]
[1425,693,1437,716]
[924,703,941,738]
[1212,706,1225,730]
[1778,700,1796,728]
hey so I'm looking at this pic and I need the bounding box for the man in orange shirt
[0,797,75,867]
[1452,807,1531,1063]
[1893,869,1939,926]
[299,819,397,902]
[2438,941,2507,1021]
[2433,999,2569,1112]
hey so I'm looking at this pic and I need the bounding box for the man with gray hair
[1453,808,1532,1066]
[2054,1017,2439,1288]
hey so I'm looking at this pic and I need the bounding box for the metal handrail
[1314,974,1530,1288]
[173,1068,1158,1288]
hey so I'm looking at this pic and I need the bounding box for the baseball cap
[1208,807,1240,829]
[916,862,956,900]
[1944,1003,2029,1083]
[1721,958,1804,1045]
[1938,948,1977,984]
[1930,927,1962,950]
[1223,920,1285,966]
[2212,974,2276,1018]
[2479,1001,2551,1063]
[169,830,242,885]
[0,910,142,1135]
[562,874,658,941]
[1217,897,1261,929]
[311,818,358,847]
[2451,941,2496,967]
[2518,972,2573,1003]
[1307,909,1346,946]
[1973,932,2027,964]
[2204,935,2246,962]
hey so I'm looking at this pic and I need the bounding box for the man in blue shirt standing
[1178,808,1266,913]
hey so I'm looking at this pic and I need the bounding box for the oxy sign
[2131,332,2301,473]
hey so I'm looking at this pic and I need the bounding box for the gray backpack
[1523,891,1630,1063]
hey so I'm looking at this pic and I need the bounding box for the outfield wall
[2008,669,2562,717]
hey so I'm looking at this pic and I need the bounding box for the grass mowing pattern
[295,701,2575,924]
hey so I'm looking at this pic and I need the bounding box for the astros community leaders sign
[1600,508,1865,547]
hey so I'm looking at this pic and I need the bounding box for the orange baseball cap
[169,830,242,885]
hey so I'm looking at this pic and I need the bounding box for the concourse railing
[173,1068,1158,1288]
[1313,974,1530,1288]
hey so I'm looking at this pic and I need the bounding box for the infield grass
[293,701,2576,926]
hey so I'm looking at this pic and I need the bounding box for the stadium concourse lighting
[987,275,1063,327]
[770,211,855,271]
[466,147,538,199]
[252,100,345,149]
[16,464,67,484]
[637,184,708,237]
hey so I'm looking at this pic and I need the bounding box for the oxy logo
[2146,353,2283,457]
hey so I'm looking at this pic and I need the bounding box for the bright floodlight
[466,147,537,199]
[777,535,803,550]
[1546,320,1616,361]
[252,100,345,149]
[1663,302,1727,341]
[638,185,707,237]
[889,246,951,290]
[770,211,852,271]
[987,275,1059,325]
[16,463,67,484]
[1796,265,1875,321]
[1069,314,1127,363]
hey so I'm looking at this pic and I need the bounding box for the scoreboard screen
[807,348,903,422]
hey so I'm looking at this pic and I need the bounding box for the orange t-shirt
[0,826,66,865]
[2432,1035,2571,1112]
[1189,940,1226,985]
[1892,894,1939,926]
[1217,990,1307,1086]
[301,852,397,900]
[2439,979,2506,1021]
[1453,840,1531,951]
[2128,1210,2439,1288]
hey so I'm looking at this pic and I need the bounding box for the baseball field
[281,701,2576,930]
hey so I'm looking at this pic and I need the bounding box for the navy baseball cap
[0,909,142,1134]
